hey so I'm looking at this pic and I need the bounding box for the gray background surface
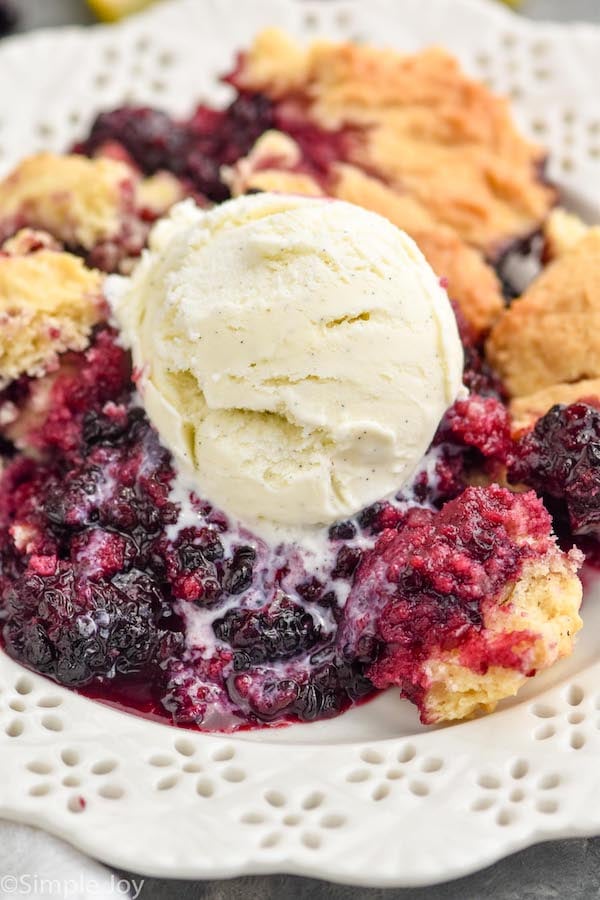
[9,0,600,897]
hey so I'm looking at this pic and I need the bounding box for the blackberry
[331,545,362,580]
[84,107,188,173]
[82,406,141,448]
[438,395,512,462]
[222,545,256,595]
[44,468,103,528]
[161,651,234,727]
[295,577,324,603]
[3,568,182,686]
[80,94,274,202]
[229,656,372,723]
[213,595,321,665]
[291,662,363,720]
[328,520,356,541]
[358,501,403,534]
[510,402,600,538]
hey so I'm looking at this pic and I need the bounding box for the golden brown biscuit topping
[332,163,504,335]
[235,28,556,255]
[0,246,103,386]
[136,171,186,217]
[0,153,135,249]
[2,227,61,255]
[487,229,600,397]
[510,379,600,434]
[544,208,589,260]
[422,551,582,722]
[227,131,504,334]
[224,131,325,198]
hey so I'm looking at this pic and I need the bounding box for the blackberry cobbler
[0,30,595,733]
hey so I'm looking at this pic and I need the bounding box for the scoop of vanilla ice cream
[111,194,463,526]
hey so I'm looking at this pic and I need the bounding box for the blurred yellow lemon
[87,0,158,22]
[89,0,520,23]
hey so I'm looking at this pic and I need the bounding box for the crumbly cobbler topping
[0,31,594,732]
[0,332,583,728]
[487,229,600,396]
[0,154,135,249]
[0,244,103,387]
[225,131,505,335]
[233,29,556,254]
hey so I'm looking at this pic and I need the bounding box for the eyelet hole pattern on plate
[21,743,127,808]
[283,814,302,827]
[29,783,53,797]
[67,796,86,814]
[98,784,125,800]
[212,745,235,762]
[14,677,34,696]
[239,781,350,851]
[145,741,242,793]
[467,27,600,174]
[0,678,69,742]
[27,760,52,776]
[347,744,443,802]
[221,766,246,783]
[471,757,564,827]
[157,774,180,792]
[174,738,196,757]
[265,790,286,809]
[91,759,118,776]
[37,696,63,709]
[528,690,598,749]
[62,775,81,788]
[196,779,215,799]
[149,753,173,768]
[41,715,64,733]
[61,749,80,767]
[5,720,24,738]
[0,0,596,185]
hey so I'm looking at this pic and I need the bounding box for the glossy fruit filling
[0,83,591,730]
[342,486,551,712]
[77,93,357,208]
[510,402,600,541]
[0,323,559,731]
[75,90,544,304]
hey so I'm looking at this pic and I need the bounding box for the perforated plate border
[0,0,599,887]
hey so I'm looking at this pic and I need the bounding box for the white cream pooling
[166,447,445,658]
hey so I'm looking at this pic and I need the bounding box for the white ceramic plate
[0,0,599,887]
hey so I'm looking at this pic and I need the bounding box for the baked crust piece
[233,28,556,256]
[226,131,504,335]
[0,154,185,274]
[224,130,326,198]
[420,548,582,722]
[135,170,186,217]
[510,379,600,434]
[353,485,583,725]
[0,239,103,387]
[2,227,61,255]
[0,153,136,249]
[544,208,589,260]
[487,229,600,397]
